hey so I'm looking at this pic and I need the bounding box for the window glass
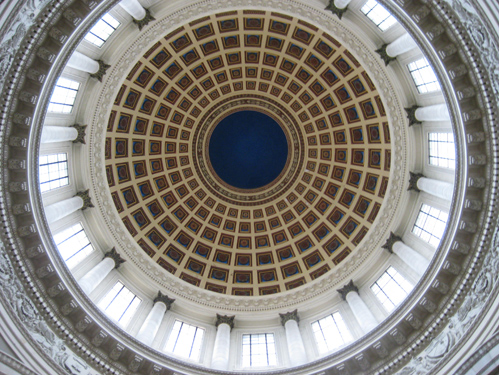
[39,153,69,192]
[48,77,80,114]
[164,320,205,360]
[408,57,441,94]
[412,203,448,247]
[242,333,277,367]
[371,266,413,312]
[361,0,398,31]
[312,312,353,354]
[98,282,141,327]
[428,132,456,169]
[52,223,94,268]
[84,13,120,47]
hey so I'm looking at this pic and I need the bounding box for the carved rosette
[153,291,175,310]
[375,44,397,66]
[405,105,422,126]
[337,280,358,301]
[382,232,403,253]
[132,8,155,31]
[75,189,94,210]
[324,0,348,19]
[215,314,235,330]
[104,248,125,269]
[89,60,110,82]
[279,309,299,326]
[408,172,425,192]
[71,124,87,144]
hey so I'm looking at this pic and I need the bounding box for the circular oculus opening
[208,110,288,190]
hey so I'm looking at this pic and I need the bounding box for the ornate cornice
[104,247,125,269]
[279,309,299,326]
[153,291,175,310]
[88,60,110,82]
[215,314,234,330]
[408,172,425,192]
[337,280,358,301]
[74,189,94,210]
[382,232,403,254]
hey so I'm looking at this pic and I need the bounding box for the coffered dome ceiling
[105,10,392,296]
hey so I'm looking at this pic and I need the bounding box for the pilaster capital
[133,8,155,31]
[89,60,110,82]
[153,291,175,310]
[215,314,235,330]
[337,280,358,301]
[408,172,425,192]
[324,0,348,19]
[279,309,299,326]
[382,232,403,253]
[405,105,422,126]
[375,44,397,66]
[71,124,87,144]
[104,248,125,269]
[75,189,94,210]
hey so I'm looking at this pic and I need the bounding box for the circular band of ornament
[192,95,305,205]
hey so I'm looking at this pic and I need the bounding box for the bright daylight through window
[53,223,94,269]
[412,203,448,247]
[84,13,120,47]
[408,57,441,94]
[39,153,69,193]
[428,132,456,169]
[47,77,80,114]
[312,312,353,354]
[242,333,277,367]
[97,282,141,327]
[164,320,205,361]
[361,0,398,31]
[371,266,413,312]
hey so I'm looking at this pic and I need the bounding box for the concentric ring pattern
[105,10,391,296]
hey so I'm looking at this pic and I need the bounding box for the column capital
[324,0,348,19]
[337,280,358,301]
[382,232,403,253]
[215,314,235,330]
[375,44,397,66]
[89,60,110,82]
[153,291,175,310]
[132,8,155,31]
[405,105,422,126]
[408,172,425,192]
[75,189,94,210]
[279,309,299,326]
[71,124,87,144]
[104,248,125,269]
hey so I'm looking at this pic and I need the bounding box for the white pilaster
[211,323,231,370]
[393,241,430,276]
[386,33,418,57]
[284,319,307,366]
[415,104,450,122]
[67,51,100,74]
[78,257,115,295]
[44,196,83,224]
[41,126,78,143]
[119,0,146,20]
[417,177,454,201]
[345,291,378,333]
[136,302,167,346]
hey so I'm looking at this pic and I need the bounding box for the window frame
[311,311,354,355]
[240,332,278,368]
[427,131,456,170]
[47,77,81,114]
[52,221,95,269]
[370,266,414,313]
[39,152,70,194]
[360,0,399,32]
[96,280,142,329]
[407,56,442,94]
[411,203,449,247]
[164,320,206,361]
[83,12,121,48]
